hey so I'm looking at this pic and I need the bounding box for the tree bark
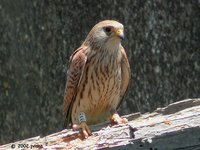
[1,98,200,150]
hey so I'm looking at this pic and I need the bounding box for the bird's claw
[111,113,128,124]
[73,122,91,139]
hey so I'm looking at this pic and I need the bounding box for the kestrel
[63,20,131,138]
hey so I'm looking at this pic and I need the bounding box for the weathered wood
[1,98,200,150]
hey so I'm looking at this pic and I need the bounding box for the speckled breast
[72,51,122,125]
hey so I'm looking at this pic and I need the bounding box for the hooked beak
[114,28,124,40]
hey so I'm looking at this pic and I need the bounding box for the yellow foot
[111,113,128,124]
[73,122,91,139]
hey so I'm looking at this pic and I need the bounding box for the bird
[63,20,131,138]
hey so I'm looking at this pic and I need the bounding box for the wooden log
[1,98,200,150]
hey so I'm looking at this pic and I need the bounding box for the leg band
[79,112,86,123]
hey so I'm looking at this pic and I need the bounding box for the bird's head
[83,20,124,50]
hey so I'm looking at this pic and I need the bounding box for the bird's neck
[103,39,122,57]
[82,37,122,62]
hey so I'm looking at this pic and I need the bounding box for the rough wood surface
[1,98,200,150]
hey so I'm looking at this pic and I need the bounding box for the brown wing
[117,46,131,109]
[63,47,87,127]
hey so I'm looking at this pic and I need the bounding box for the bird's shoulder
[69,46,88,64]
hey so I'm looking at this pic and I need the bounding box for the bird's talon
[72,124,79,130]
[121,117,128,123]
[80,122,91,138]
[111,114,128,124]
[73,122,91,139]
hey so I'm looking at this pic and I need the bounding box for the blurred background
[0,0,200,144]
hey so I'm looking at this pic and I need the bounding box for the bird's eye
[104,27,112,33]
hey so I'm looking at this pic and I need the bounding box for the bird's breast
[72,50,122,124]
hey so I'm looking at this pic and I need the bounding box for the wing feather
[63,47,87,127]
[117,46,131,109]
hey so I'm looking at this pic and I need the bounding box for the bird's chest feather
[87,51,122,97]
[72,50,122,124]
